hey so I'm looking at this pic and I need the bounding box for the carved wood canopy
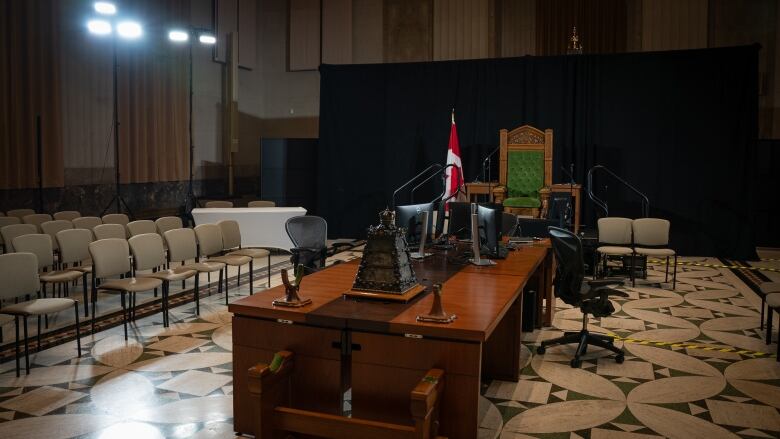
[507,125,545,145]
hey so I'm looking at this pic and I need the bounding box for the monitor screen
[395,202,434,245]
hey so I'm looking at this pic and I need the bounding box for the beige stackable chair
[129,233,196,327]
[0,252,82,376]
[632,218,676,289]
[204,200,233,208]
[93,223,127,240]
[23,214,53,232]
[218,219,271,291]
[248,200,276,207]
[155,216,183,236]
[89,238,162,339]
[127,220,157,237]
[595,217,634,282]
[57,229,94,317]
[164,228,225,315]
[73,216,102,237]
[7,209,35,219]
[194,224,251,305]
[0,216,22,253]
[102,213,130,237]
[53,211,81,221]
[41,220,74,253]
[12,234,83,310]
[1,223,37,253]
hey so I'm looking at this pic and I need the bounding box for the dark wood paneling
[383,0,433,62]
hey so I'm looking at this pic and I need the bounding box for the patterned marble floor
[0,252,778,438]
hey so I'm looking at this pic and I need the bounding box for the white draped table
[192,207,307,251]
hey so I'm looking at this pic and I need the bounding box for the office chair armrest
[587,278,624,288]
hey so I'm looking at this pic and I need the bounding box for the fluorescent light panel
[87,19,112,35]
[169,30,189,42]
[198,34,216,44]
[94,2,116,15]
[117,21,142,39]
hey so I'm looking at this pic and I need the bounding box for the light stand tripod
[182,40,200,222]
[101,37,134,218]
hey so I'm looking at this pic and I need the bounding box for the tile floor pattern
[0,253,778,438]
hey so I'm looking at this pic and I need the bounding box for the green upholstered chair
[494,125,553,217]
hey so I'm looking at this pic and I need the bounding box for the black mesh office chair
[285,216,328,274]
[537,226,628,368]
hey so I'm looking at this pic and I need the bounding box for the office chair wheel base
[570,358,582,368]
[536,346,546,355]
[615,353,625,364]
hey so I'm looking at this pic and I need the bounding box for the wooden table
[465,181,496,203]
[230,242,553,439]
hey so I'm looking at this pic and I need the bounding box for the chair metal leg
[74,301,81,357]
[194,273,200,316]
[37,315,41,352]
[181,261,185,290]
[665,256,669,283]
[23,316,29,374]
[217,269,223,297]
[249,260,254,295]
[14,316,20,377]
[672,254,678,290]
[121,291,128,341]
[267,253,271,288]
[82,273,89,317]
[237,266,241,288]
[91,277,97,334]
[221,269,228,306]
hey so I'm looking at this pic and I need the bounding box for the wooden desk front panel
[232,316,343,435]
[350,332,482,439]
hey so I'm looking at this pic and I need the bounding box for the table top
[229,242,550,342]
[192,207,307,213]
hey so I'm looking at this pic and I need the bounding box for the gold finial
[451,108,455,124]
[567,26,582,55]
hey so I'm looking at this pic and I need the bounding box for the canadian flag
[444,110,465,208]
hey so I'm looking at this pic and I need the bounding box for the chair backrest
[7,208,36,219]
[0,253,39,301]
[12,233,54,269]
[57,228,93,265]
[102,213,130,226]
[285,216,327,250]
[548,226,585,306]
[597,217,633,246]
[205,200,233,208]
[1,223,37,253]
[248,200,275,207]
[127,220,156,237]
[155,216,183,235]
[194,224,224,257]
[632,218,670,247]
[94,223,127,240]
[0,216,21,246]
[501,212,519,237]
[217,220,242,250]
[23,213,53,232]
[53,210,81,221]
[41,220,74,250]
[89,238,131,278]
[73,216,102,233]
[128,233,165,271]
[499,125,553,199]
[164,228,198,263]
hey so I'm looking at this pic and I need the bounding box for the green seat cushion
[504,197,541,208]
[507,150,544,201]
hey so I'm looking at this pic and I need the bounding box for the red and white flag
[444,110,465,209]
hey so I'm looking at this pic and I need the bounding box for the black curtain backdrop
[318,45,759,259]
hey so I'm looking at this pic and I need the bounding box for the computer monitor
[395,202,434,245]
[477,204,503,257]
[446,202,472,239]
